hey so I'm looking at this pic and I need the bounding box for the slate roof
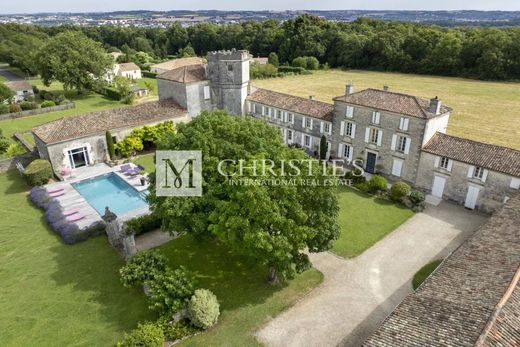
[363,194,520,347]
[247,88,334,121]
[423,132,520,177]
[117,62,140,72]
[32,100,186,144]
[5,80,33,92]
[156,64,207,83]
[334,88,451,119]
[151,57,205,71]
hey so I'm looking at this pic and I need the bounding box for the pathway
[0,67,23,81]
[135,229,176,251]
[255,201,488,347]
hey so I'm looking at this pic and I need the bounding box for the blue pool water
[72,173,148,216]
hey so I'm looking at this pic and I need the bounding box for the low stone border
[13,132,35,151]
[0,102,75,121]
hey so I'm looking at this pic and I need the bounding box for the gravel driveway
[255,201,487,347]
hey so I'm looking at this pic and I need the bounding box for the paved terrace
[44,163,150,230]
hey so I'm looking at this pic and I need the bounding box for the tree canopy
[148,111,340,283]
[35,31,113,91]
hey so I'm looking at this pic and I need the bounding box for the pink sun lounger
[66,213,85,222]
[62,208,80,217]
[47,187,64,194]
[49,191,65,198]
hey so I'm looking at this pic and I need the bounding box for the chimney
[345,82,354,95]
[383,85,389,91]
[309,95,315,100]
[429,97,442,115]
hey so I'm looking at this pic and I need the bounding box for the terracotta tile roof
[32,100,187,144]
[364,194,520,347]
[117,62,140,72]
[5,80,33,92]
[247,88,334,121]
[151,57,205,71]
[156,64,207,83]
[423,132,520,177]
[334,88,452,119]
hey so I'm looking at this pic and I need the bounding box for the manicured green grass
[412,260,442,290]
[253,69,520,149]
[333,187,414,258]
[136,77,158,96]
[133,153,155,173]
[159,235,323,346]
[0,171,153,346]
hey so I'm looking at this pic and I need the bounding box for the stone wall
[0,103,75,121]
[0,151,38,173]
[416,151,519,213]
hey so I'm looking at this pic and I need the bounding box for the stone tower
[206,49,251,116]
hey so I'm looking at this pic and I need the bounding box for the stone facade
[416,151,520,213]
[249,101,333,157]
[158,78,212,117]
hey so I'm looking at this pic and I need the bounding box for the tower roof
[156,64,207,83]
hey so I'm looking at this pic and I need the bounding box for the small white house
[6,81,34,102]
[116,63,142,80]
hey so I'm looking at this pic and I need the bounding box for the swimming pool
[72,173,148,216]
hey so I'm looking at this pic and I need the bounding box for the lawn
[0,170,322,346]
[253,69,520,149]
[412,259,442,290]
[133,152,155,173]
[0,171,153,346]
[159,235,323,346]
[333,187,414,258]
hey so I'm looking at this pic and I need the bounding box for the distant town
[2,10,520,27]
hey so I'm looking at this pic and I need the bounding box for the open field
[253,69,520,149]
[333,187,414,258]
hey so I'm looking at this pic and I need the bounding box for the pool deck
[44,163,151,230]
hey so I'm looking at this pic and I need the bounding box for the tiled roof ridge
[427,132,520,154]
[475,266,520,346]
[252,87,333,107]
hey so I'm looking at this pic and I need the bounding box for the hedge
[24,159,53,186]
[143,71,158,78]
[126,213,162,235]
[104,87,122,101]
[278,65,307,74]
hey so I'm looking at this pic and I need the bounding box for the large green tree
[148,112,340,283]
[0,83,14,103]
[35,31,113,91]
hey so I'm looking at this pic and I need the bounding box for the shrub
[306,56,320,70]
[250,63,278,79]
[24,159,53,186]
[120,250,168,288]
[409,190,425,205]
[0,129,10,153]
[9,104,22,113]
[292,56,308,68]
[104,87,122,100]
[59,223,89,244]
[187,289,220,329]
[20,101,38,110]
[162,319,200,341]
[367,175,388,193]
[5,143,26,157]
[142,71,158,78]
[29,186,51,208]
[147,266,195,316]
[106,131,116,160]
[268,52,279,66]
[390,181,411,202]
[32,85,39,94]
[126,213,162,235]
[42,91,55,101]
[41,100,56,108]
[0,103,9,114]
[344,169,366,185]
[85,220,106,237]
[119,321,164,347]
[278,65,306,74]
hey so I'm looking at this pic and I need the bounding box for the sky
[2,0,520,14]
